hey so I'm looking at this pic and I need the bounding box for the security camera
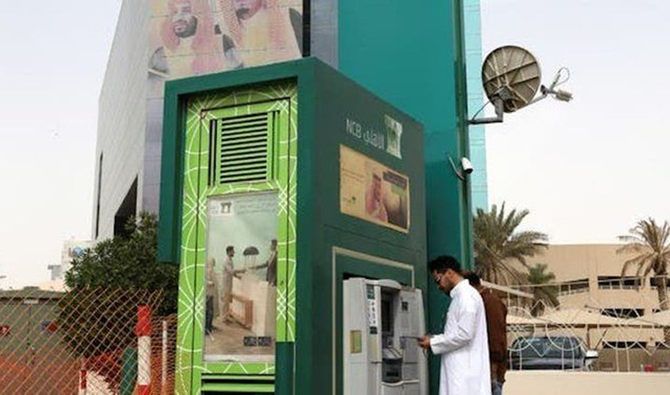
[448,155,473,181]
[461,158,474,175]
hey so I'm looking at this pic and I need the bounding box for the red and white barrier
[136,305,152,395]
[78,359,87,395]
[161,320,168,395]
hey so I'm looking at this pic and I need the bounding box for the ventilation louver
[209,111,276,185]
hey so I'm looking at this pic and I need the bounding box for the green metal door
[176,82,298,394]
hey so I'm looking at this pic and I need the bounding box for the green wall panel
[174,82,298,394]
[337,2,471,392]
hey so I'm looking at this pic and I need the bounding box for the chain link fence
[500,277,670,373]
[0,286,176,394]
[3,279,666,391]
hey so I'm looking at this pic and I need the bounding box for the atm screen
[381,294,393,336]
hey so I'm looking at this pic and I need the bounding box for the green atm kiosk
[158,58,428,394]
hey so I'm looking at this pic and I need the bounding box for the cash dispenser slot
[381,291,403,384]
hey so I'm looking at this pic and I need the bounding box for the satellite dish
[482,45,541,113]
[470,45,572,125]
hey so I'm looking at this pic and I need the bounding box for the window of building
[650,276,669,290]
[558,279,589,296]
[114,177,138,238]
[601,308,645,319]
[598,276,642,290]
[95,153,103,238]
[602,341,646,349]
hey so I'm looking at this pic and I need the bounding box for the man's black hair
[462,270,482,286]
[226,246,234,254]
[428,255,461,274]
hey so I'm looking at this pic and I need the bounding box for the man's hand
[418,335,432,350]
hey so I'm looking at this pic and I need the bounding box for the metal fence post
[78,358,87,395]
[161,319,168,394]
[136,305,152,395]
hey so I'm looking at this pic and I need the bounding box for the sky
[481,0,670,244]
[0,1,668,288]
[0,1,122,288]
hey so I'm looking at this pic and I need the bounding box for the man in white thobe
[419,255,491,395]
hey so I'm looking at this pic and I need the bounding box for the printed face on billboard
[171,2,198,38]
[340,146,411,233]
[233,0,264,20]
[149,0,302,79]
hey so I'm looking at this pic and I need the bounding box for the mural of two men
[150,0,302,77]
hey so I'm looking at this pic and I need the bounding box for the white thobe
[430,279,491,395]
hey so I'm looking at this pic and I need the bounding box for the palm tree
[473,203,549,285]
[527,264,559,317]
[617,218,670,312]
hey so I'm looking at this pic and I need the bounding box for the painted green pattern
[176,82,298,394]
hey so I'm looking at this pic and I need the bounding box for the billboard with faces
[149,0,303,79]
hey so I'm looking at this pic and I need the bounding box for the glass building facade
[464,0,489,212]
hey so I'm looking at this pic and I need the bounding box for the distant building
[0,287,64,354]
[60,239,94,279]
[0,287,69,392]
[93,0,486,240]
[535,244,661,318]
[47,265,62,281]
[92,0,306,240]
[507,244,670,362]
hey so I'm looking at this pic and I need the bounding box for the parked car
[508,335,599,371]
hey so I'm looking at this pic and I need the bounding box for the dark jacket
[479,287,508,382]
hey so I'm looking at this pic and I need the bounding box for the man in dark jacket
[463,271,508,395]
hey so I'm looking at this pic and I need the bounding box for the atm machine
[343,279,427,395]
[158,58,427,394]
